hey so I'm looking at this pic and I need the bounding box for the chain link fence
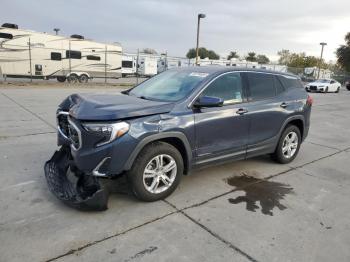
[0,42,349,86]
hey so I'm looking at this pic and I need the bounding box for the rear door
[243,72,290,157]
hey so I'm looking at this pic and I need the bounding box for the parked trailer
[137,56,157,77]
[121,55,136,77]
[0,23,122,82]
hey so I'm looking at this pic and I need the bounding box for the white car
[305,79,341,93]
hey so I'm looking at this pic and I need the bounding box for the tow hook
[44,147,109,211]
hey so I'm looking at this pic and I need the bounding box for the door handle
[236,108,248,115]
[280,102,288,108]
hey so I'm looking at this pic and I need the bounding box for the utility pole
[28,38,33,82]
[195,13,206,66]
[136,49,140,85]
[105,45,107,83]
[317,42,327,79]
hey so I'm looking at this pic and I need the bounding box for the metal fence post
[105,45,107,84]
[68,40,71,75]
[28,37,33,82]
[136,49,139,85]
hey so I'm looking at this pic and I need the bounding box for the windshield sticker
[189,72,209,78]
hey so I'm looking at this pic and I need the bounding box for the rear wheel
[67,74,78,83]
[272,125,301,164]
[325,87,329,93]
[57,76,66,82]
[79,74,89,83]
[127,142,183,202]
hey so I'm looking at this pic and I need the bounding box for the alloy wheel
[282,131,299,159]
[143,154,177,194]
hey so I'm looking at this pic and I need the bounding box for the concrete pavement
[0,86,349,262]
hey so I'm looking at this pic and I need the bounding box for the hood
[308,82,329,86]
[59,93,175,121]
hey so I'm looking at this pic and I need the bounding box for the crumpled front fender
[44,147,109,211]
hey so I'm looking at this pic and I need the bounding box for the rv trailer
[121,55,136,77]
[0,23,122,82]
[137,56,157,77]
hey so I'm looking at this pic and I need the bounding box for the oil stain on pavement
[225,174,294,216]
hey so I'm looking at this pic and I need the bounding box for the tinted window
[0,33,13,39]
[51,52,62,61]
[122,60,133,68]
[274,76,285,95]
[201,73,243,104]
[66,50,81,59]
[247,73,275,100]
[87,55,101,61]
[278,75,303,89]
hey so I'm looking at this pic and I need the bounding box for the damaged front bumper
[44,147,109,211]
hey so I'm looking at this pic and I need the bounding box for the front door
[194,72,249,163]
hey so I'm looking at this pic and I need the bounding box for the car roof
[172,66,298,78]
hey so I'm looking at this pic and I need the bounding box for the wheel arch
[124,132,193,175]
[280,116,305,141]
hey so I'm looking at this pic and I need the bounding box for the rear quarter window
[246,72,275,100]
[278,75,303,89]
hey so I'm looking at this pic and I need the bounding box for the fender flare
[278,115,306,140]
[124,132,193,172]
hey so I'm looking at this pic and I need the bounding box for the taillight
[306,95,313,106]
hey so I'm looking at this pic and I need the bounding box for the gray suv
[45,67,312,210]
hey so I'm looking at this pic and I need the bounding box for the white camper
[138,56,157,77]
[0,23,122,82]
[121,55,136,77]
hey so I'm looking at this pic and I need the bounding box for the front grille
[57,112,69,138]
[310,86,317,90]
[68,121,80,150]
[57,111,81,150]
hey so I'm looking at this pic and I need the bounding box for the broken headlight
[82,122,130,147]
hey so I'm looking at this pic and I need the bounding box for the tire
[79,74,89,83]
[325,87,329,93]
[335,87,340,93]
[127,141,183,202]
[57,76,66,82]
[67,74,78,83]
[271,125,301,164]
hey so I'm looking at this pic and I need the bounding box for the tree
[257,54,270,64]
[227,51,239,60]
[142,48,157,55]
[336,32,350,72]
[246,52,257,62]
[277,49,291,65]
[186,47,220,59]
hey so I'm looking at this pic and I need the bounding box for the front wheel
[127,142,183,202]
[272,125,301,164]
[325,87,329,93]
[336,87,340,93]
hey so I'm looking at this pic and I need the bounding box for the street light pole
[317,42,327,79]
[195,13,206,66]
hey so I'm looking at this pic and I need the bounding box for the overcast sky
[3,0,350,62]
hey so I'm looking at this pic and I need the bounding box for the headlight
[82,121,130,147]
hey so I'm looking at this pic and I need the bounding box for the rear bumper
[44,147,109,211]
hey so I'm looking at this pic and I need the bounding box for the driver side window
[201,73,243,104]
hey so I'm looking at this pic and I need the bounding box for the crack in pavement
[0,92,56,130]
[43,148,350,261]
[164,199,260,262]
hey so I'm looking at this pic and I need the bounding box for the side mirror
[193,96,224,108]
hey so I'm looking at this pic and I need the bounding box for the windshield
[315,79,331,83]
[129,70,209,102]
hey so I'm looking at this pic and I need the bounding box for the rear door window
[246,73,275,100]
[278,75,303,89]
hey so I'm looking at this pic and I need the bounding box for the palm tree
[336,32,350,72]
